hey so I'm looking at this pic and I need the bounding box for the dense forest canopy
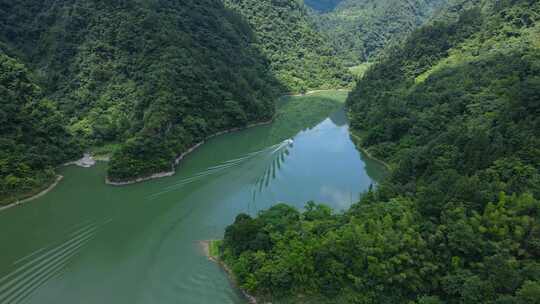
[0,0,359,201]
[223,0,351,92]
[2,0,540,301]
[0,50,80,204]
[0,0,288,200]
[309,0,448,65]
[220,0,540,302]
[429,0,483,22]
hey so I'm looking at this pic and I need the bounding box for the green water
[0,92,386,304]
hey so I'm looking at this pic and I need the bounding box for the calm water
[0,95,386,304]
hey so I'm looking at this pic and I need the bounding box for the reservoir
[0,91,386,304]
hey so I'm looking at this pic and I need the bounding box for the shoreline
[106,120,273,186]
[62,153,97,168]
[1,153,104,213]
[199,240,259,304]
[0,175,64,213]
[107,88,353,186]
[349,131,392,171]
[1,90,348,208]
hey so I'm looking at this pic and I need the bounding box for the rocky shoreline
[106,120,272,186]
[63,153,97,168]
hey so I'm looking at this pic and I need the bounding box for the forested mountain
[0,0,284,200]
[0,0,357,200]
[310,0,448,65]
[220,0,540,302]
[223,0,351,92]
[0,50,81,204]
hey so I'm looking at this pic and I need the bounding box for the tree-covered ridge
[0,51,80,204]
[313,0,448,65]
[0,0,283,184]
[220,1,540,302]
[223,0,351,92]
[222,194,540,303]
[348,0,540,185]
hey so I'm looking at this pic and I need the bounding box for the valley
[0,0,539,303]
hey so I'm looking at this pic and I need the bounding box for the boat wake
[146,139,294,200]
[0,219,111,304]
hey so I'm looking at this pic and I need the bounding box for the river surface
[0,92,386,304]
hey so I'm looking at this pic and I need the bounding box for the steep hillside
[219,1,540,302]
[312,0,448,65]
[0,0,282,191]
[223,0,351,92]
[0,50,80,204]
[348,0,540,174]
